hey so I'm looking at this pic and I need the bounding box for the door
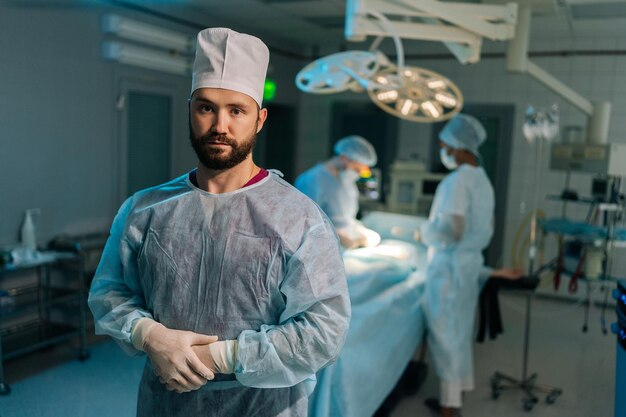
[116,78,177,202]
[431,105,515,266]
[126,91,171,195]
[254,104,297,183]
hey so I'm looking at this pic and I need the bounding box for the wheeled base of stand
[0,382,10,395]
[491,371,562,411]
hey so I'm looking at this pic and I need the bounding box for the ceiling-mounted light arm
[346,0,482,45]
[366,9,404,74]
[345,0,517,64]
[419,16,482,67]
[394,0,517,41]
[507,5,611,144]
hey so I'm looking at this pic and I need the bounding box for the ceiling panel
[270,0,344,17]
[570,2,626,19]
[6,0,626,55]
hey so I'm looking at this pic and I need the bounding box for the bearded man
[89,27,350,417]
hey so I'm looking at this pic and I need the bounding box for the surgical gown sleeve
[420,173,468,248]
[319,177,358,231]
[88,198,153,356]
[235,221,351,388]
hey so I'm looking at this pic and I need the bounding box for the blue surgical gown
[88,171,351,417]
[420,164,494,386]
[294,163,359,231]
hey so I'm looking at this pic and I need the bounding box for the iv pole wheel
[78,349,90,361]
[368,66,463,123]
[523,397,538,411]
[545,389,562,404]
[490,376,502,399]
[295,51,381,94]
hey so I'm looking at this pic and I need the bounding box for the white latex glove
[192,340,238,375]
[132,318,218,393]
[357,225,381,248]
[337,229,360,249]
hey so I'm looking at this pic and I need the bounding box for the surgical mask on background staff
[340,169,361,183]
[439,148,458,170]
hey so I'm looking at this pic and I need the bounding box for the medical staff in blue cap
[89,27,350,417]
[418,114,495,417]
[295,135,380,249]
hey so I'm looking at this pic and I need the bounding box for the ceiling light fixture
[101,14,193,53]
[102,41,192,76]
[295,6,463,123]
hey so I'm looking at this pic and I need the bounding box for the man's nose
[212,111,228,134]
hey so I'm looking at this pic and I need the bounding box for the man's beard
[189,121,257,170]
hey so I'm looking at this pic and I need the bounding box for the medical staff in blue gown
[418,114,495,417]
[295,136,380,249]
[88,27,350,417]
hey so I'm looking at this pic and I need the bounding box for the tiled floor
[0,293,617,417]
[392,293,616,417]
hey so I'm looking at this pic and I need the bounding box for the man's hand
[141,322,218,393]
[337,229,359,249]
[492,267,525,281]
[191,344,218,374]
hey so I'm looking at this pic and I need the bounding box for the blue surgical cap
[334,135,377,166]
[439,114,486,156]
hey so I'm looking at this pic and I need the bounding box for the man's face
[189,88,267,170]
[344,159,370,175]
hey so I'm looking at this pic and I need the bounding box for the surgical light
[377,90,399,102]
[295,50,384,94]
[421,101,442,118]
[376,75,390,85]
[398,99,417,116]
[427,79,447,90]
[434,92,457,108]
[368,67,462,123]
[295,3,463,123]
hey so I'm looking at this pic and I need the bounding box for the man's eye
[232,109,242,115]
[199,105,213,113]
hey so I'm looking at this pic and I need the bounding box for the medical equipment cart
[0,250,90,395]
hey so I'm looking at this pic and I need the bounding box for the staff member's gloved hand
[131,318,218,393]
[192,340,238,375]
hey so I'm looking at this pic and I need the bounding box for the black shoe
[424,397,440,413]
[423,398,462,417]
[400,361,428,396]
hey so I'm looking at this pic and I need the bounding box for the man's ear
[256,108,268,133]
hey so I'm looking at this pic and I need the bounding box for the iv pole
[490,110,563,411]
[490,3,612,409]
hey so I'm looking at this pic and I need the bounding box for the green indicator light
[264,79,277,101]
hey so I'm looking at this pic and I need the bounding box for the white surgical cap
[191,28,269,107]
[439,113,487,156]
[334,135,377,166]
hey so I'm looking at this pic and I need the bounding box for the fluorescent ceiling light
[102,41,192,76]
[102,14,193,53]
